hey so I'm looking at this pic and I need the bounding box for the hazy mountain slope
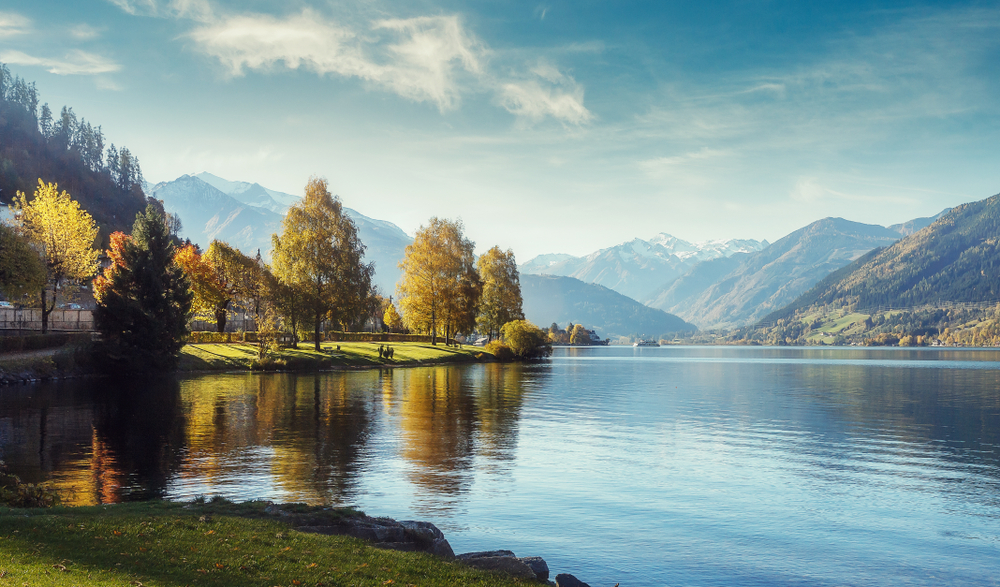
[150,175,282,254]
[519,234,767,301]
[152,174,413,295]
[644,253,748,313]
[764,193,1000,323]
[521,274,696,338]
[888,208,951,236]
[671,218,901,329]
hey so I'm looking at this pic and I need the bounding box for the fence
[0,308,94,333]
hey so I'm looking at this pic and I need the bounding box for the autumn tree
[203,241,272,332]
[476,246,524,341]
[383,299,404,333]
[271,177,373,351]
[174,244,230,332]
[13,180,99,333]
[500,319,552,359]
[0,223,45,302]
[397,217,480,345]
[93,205,192,372]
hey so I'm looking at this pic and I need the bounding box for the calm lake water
[2,346,999,586]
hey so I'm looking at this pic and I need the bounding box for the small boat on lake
[633,339,660,347]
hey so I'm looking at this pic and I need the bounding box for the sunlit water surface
[2,346,999,586]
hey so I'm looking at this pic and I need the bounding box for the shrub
[499,320,553,359]
[484,340,514,361]
[0,461,60,508]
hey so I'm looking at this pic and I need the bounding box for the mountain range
[148,174,412,296]
[519,234,768,301]
[764,195,1000,323]
[521,274,696,338]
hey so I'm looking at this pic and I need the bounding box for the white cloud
[0,49,122,75]
[189,11,484,111]
[499,61,593,124]
[0,12,31,37]
[105,0,157,17]
[105,0,212,21]
[69,23,102,40]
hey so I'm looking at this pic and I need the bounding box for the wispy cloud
[500,61,592,124]
[0,12,31,37]
[69,23,102,40]
[104,0,212,21]
[0,49,122,75]
[189,11,483,111]
[106,1,592,123]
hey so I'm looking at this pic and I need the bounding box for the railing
[0,308,95,332]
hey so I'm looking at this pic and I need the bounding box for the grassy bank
[0,500,526,587]
[177,341,491,372]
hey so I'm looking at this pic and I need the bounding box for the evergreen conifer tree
[94,205,193,372]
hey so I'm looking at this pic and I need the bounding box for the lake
[1,346,999,586]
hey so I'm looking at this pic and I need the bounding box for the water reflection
[0,364,532,508]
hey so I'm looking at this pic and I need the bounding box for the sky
[1,1,999,260]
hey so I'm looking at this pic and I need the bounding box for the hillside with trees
[521,274,696,339]
[764,192,1000,324]
[650,217,902,329]
[0,64,151,239]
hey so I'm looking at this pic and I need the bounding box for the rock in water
[460,555,537,580]
[555,573,591,587]
[518,556,550,582]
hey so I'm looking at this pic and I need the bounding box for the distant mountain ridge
[519,234,768,301]
[520,274,696,339]
[150,174,412,295]
[652,218,903,329]
[764,193,1000,323]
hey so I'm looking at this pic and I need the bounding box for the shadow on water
[0,375,187,505]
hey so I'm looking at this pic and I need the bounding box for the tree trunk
[431,309,437,345]
[314,309,321,352]
[215,305,228,333]
[40,288,49,334]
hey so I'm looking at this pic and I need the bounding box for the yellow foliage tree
[383,299,404,333]
[397,217,480,345]
[174,244,230,332]
[13,180,99,333]
[476,246,523,341]
[272,177,373,350]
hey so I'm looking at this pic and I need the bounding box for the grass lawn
[0,500,528,587]
[177,341,490,372]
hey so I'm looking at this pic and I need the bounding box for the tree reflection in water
[0,364,537,508]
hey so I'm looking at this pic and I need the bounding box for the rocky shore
[262,502,599,587]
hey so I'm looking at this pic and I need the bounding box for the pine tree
[93,205,193,372]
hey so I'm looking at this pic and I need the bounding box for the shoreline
[0,498,594,587]
[0,340,499,385]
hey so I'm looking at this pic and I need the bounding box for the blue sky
[1,1,999,260]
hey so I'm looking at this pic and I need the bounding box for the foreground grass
[178,341,490,372]
[0,500,528,587]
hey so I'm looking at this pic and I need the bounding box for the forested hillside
[765,192,1000,323]
[0,64,151,240]
[521,274,696,339]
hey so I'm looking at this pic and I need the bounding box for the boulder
[555,573,591,587]
[519,556,550,582]
[460,555,537,580]
[291,512,453,558]
[458,550,550,582]
[458,550,517,560]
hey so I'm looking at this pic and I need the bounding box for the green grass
[177,341,490,372]
[0,500,530,587]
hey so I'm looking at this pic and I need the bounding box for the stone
[457,550,517,560]
[292,513,453,558]
[555,573,591,587]
[460,556,537,580]
[518,556,550,582]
